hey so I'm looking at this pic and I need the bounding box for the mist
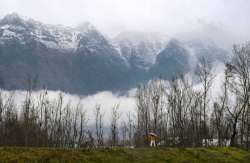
[0,0,250,46]
[0,60,226,124]
[0,89,136,125]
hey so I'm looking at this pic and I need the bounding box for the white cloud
[0,0,249,44]
[0,89,137,125]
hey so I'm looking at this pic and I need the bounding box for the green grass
[0,147,249,163]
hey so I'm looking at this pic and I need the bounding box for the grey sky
[0,0,250,44]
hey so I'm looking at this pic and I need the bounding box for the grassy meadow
[0,147,249,163]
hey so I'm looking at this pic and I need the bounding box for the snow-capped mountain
[149,39,191,78]
[0,13,78,50]
[0,13,129,94]
[0,13,229,94]
[0,13,113,51]
[113,31,167,70]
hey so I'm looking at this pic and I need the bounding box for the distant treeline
[0,43,250,148]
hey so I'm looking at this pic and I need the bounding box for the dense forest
[0,43,250,149]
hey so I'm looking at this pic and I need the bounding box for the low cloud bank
[0,89,137,125]
[0,63,227,126]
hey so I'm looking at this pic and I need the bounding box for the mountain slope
[113,31,166,70]
[0,13,129,94]
[149,39,191,79]
[0,13,229,94]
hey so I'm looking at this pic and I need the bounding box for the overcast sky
[0,0,250,44]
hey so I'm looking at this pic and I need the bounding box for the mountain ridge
[0,13,229,94]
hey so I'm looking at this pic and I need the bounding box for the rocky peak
[0,13,26,26]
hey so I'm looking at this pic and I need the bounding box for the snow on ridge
[0,14,97,50]
[39,24,81,50]
[76,22,96,34]
[112,31,168,69]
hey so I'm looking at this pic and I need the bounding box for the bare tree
[78,106,87,147]
[211,68,230,146]
[135,84,151,146]
[135,79,167,146]
[120,120,128,146]
[226,44,250,147]
[94,105,104,146]
[110,104,121,146]
[127,112,135,146]
[196,58,214,146]
[167,77,195,146]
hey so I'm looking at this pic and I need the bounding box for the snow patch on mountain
[0,13,98,51]
[113,31,168,69]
